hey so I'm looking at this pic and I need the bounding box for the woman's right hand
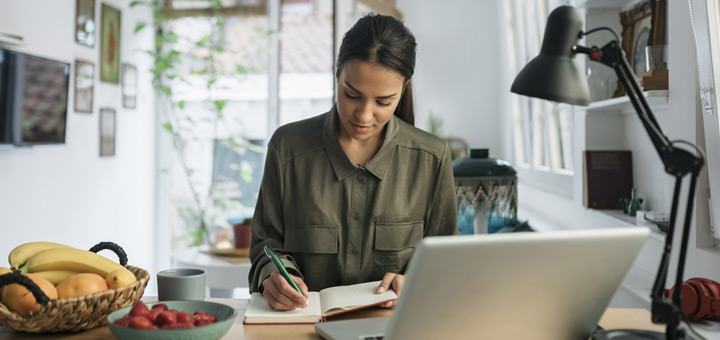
[261,271,309,310]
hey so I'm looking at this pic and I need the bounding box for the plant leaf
[158,85,172,95]
[213,100,227,112]
[162,123,174,134]
[134,22,147,33]
[196,35,211,47]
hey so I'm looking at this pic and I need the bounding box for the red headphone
[664,277,720,321]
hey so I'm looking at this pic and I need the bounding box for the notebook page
[319,281,398,315]
[245,292,322,321]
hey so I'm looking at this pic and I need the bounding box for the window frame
[505,0,575,197]
[693,0,720,244]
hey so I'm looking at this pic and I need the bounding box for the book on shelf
[243,281,398,324]
[583,150,633,210]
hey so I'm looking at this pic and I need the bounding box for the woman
[248,13,458,311]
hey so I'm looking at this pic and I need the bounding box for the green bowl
[107,301,237,340]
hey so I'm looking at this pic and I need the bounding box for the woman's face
[336,60,406,143]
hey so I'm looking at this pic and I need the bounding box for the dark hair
[336,13,417,126]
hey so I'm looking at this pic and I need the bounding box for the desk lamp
[511,6,705,340]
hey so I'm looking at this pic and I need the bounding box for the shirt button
[353,213,360,221]
[351,247,358,254]
[357,175,364,183]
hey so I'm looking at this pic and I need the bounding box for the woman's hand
[262,271,309,311]
[376,273,405,308]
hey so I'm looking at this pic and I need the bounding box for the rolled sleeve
[248,145,304,292]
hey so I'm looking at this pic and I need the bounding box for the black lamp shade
[510,6,590,106]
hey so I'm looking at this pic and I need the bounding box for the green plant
[131,0,258,246]
[427,111,443,138]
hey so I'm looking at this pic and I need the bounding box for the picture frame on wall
[631,13,652,74]
[100,107,116,156]
[122,63,137,109]
[614,0,667,96]
[100,3,121,83]
[75,0,95,47]
[74,59,94,113]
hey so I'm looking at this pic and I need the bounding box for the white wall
[397,0,508,160]
[0,1,159,293]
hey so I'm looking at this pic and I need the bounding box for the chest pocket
[374,221,424,250]
[284,225,339,254]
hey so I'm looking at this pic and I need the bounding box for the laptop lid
[386,227,651,340]
[316,227,650,340]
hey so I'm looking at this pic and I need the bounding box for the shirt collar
[323,105,399,181]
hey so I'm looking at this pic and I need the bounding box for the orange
[56,273,109,299]
[1,273,57,317]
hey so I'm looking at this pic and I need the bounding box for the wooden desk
[0,297,667,340]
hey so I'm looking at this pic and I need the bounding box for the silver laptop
[315,227,650,340]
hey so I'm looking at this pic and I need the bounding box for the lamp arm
[575,38,705,337]
[576,41,672,153]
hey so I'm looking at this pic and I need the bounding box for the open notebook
[243,281,397,324]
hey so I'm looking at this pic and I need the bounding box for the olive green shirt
[248,107,458,292]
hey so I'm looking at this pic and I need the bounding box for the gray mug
[157,268,206,301]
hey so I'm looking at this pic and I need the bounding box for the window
[690,0,720,243]
[164,0,400,246]
[504,0,575,196]
[165,7,271,245]
[278,1,334,127]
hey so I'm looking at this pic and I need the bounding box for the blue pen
[264,245,308,306]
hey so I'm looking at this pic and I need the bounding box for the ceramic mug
[157,268,206,301]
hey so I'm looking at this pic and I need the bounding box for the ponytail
[394,80,414,126]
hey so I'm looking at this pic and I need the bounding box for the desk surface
[0,298,666,340]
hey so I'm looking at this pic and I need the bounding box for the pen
[264,245,308,306]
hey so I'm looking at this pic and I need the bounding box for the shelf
[586,90,669,115]
[588,209,666,241]
[577,0,637,10]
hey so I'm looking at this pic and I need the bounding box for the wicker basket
[0,265,149,333]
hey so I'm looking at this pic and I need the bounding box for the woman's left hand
[376,273,405,308]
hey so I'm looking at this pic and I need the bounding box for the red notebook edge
[320,298,396,321]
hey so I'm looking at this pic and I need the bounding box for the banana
[8,241,74,269]
[32,270,80,285]
[105,268,137,289]
[19,248,125,278]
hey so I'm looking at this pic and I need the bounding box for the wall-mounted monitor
[0,48,70,146]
